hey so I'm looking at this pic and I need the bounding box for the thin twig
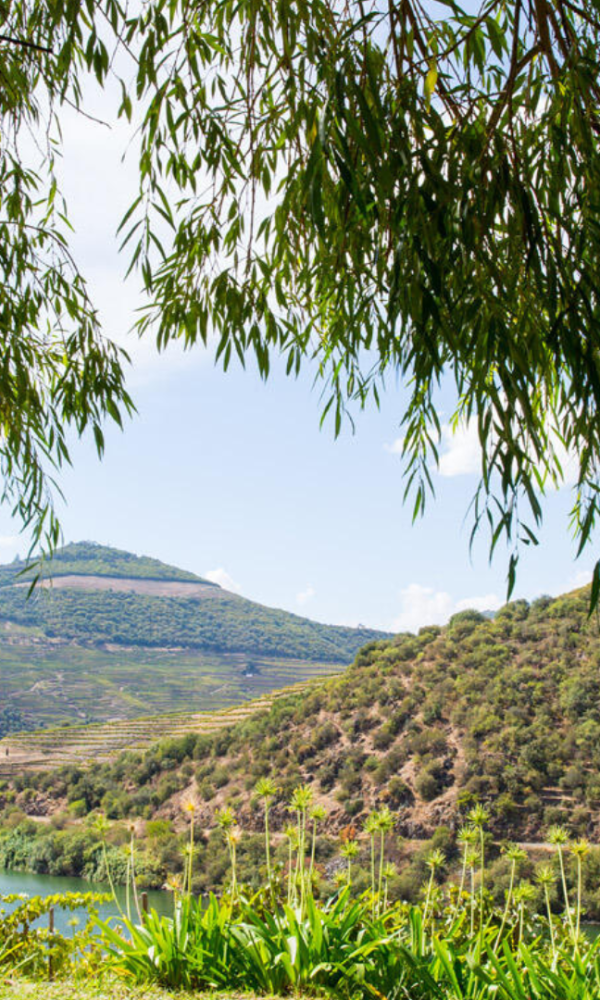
[0,34,51,54]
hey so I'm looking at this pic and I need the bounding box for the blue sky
[0,82,591,632]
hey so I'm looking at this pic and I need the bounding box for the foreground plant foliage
[5,587,600,875]
[91,799,600,997]
[4,790,600,997]
[2,0,600,591]
[0,891,109,978]
[97,887,600,999]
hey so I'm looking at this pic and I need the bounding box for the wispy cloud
[391,582,502,633]
[204,567,242,593]
[438,422,481,477]
[296,585,316,607]
[386,418,580,490]
[568,568,593,590]
[384,438,404,456]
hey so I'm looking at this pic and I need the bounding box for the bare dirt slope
[14,576,225,598]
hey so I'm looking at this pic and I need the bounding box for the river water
[3,868,600,943]
[0,869,173,935]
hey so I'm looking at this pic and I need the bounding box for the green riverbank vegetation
[3,793,600,999]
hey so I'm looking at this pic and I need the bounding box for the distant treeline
[0,707,29,740]
[0,586,388,663]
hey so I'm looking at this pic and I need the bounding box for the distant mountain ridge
[0,541,389,661]
[0,541,215,586]
[0,542,391,732]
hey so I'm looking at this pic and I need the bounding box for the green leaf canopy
[120,0,600,589]
[4,0,600,588]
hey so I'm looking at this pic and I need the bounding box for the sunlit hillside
[5,585,600,847]
[0,542,389,732]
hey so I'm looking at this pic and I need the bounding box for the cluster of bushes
[0,807,337,897]
[5,793,600,995]
[0,815,164,889]
[0,706,29,739]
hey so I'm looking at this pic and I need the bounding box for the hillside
[4,585,599,846]
[0,541,211,586]
[0,542,388,732]
[0,685,309,776]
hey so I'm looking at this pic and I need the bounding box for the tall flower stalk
[494,843,527,949]
[375,807,395,914]
[467,849,479,936]
[341,839,359,886]
[468,804,490,947]
[227,827,242,902]
[309,805,327,886]
[536,863,557,960]
[456,826,478,899]
[364,813,378,916]
[183,800,196,898]
[570,838,590,948]
[289,784,314,914]
[216,807,239,902]
[93,813,124,919]
[514,881,536,943]
[548,826,575,942]
[423,849,445,932]
[284,823,299,906]
[255,778,278,894]
[382,862,396,911]
[129,823,141,920]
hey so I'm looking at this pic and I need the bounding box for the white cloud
[0,535,20,549]
[384,438,404,456]
[549,437,579,488]
[438,422,481,477]
[433,417,579,488]
[391,583,502,633]
[296,585,316,607]
[567,568,593,590]
[204,567,242,593]
[384,424,480,475]
[455,593,503,614]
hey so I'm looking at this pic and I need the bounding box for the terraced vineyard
[0,638,345,729]
[0,683,310,775]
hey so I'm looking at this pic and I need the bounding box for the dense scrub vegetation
[4,584,600,913]
[9,585,594,839]
[0,589,384,661]
[0,543,208,586]
[0,644,339,732]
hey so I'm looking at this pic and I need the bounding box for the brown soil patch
[14,576,223,599]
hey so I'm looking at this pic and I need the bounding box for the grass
[0,973,257,999]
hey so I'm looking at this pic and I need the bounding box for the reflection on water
[0,869,173,935]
